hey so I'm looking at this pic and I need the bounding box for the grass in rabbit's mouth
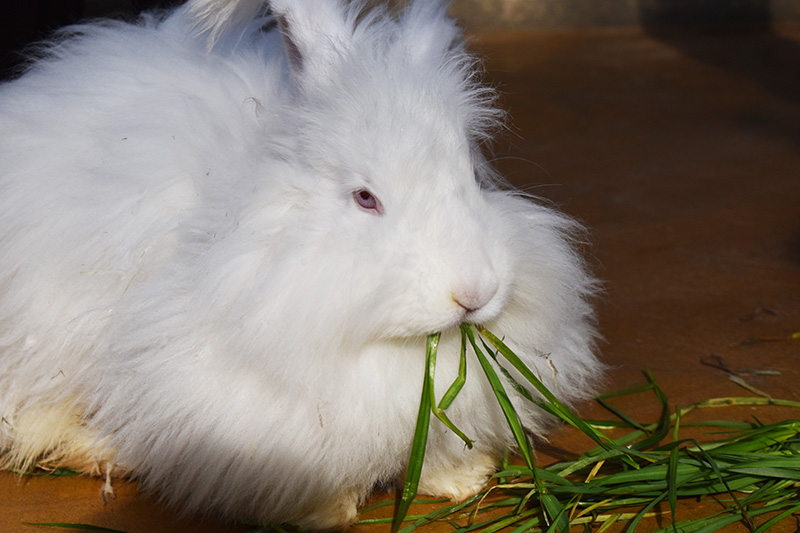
[363,324,800,533]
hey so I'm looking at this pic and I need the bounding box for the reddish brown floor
[2,25,800,533]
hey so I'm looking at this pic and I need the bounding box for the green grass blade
[464,326,569,530]
[478,327,613,449]
[667,445,680,532]
[622,370,672,452]
[624,491,669,532]
[463,325,534,470]
[23,524,128,533]
[9,467,80,477]
[437,328,468,410]
[667,406,682,532]
[752,502,800,533]
[595,383,658,432]
[426,331,474,448]
[392,333,439,533]
[395,493,485,533]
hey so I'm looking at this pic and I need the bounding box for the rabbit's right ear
[269,0,354,86]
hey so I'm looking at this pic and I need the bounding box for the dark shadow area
[639,0,773,31]
[785,226,800,267]
[638,0,800,107]
[0,1,178,80]
[0,1,84,80]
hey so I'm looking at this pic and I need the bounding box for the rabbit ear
[185,0,352,68]
[186,0,270,48]
[400,1,463,64]
[269,0,353,84]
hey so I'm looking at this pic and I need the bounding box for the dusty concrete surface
[2,24,800,533]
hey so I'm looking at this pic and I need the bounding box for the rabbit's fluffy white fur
[0,0,602,528]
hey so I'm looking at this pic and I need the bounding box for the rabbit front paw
[290,487,360,531]
[417,450,499,502]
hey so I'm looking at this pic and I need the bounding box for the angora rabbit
[0,0,601,529]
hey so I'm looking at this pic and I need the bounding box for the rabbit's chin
[384,315,488,341]
[462,305,504,329]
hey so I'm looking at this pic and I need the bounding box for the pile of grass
[358,325,800,533]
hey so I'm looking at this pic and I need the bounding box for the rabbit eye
[353,188,384,216]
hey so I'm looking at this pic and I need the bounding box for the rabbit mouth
[437,304,502,334]
[460,305,501,329]
[407,304,500,340]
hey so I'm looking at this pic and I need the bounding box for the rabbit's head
[177,0,593,368]
[211,0,521,345]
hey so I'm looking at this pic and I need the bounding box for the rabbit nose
[452,276,499,313]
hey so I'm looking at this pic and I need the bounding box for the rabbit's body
[0,0,601,528]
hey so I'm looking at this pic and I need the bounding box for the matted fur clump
[0,0,601,529]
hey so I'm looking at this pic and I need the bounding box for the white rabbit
[0,0,602,529]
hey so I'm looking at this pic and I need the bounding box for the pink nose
[452,276,499,313]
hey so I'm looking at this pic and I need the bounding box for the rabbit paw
[291,488,360,531]
[417,450,498,502]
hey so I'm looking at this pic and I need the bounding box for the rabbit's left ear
[269,0,354,86]
[186,0,352,75]
[187,0,270,48]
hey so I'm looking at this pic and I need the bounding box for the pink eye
[353,188,384,216]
